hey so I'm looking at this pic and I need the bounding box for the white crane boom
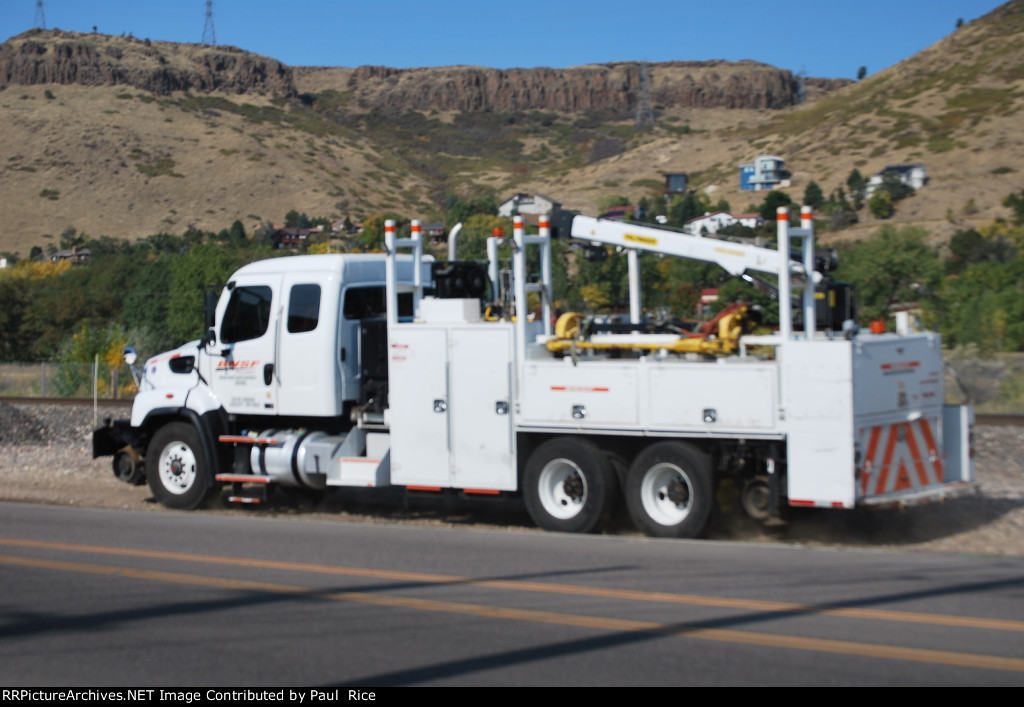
[569,215,807,279]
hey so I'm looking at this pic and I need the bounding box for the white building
[497,193,561,218]
[684,211,735,235]
[866,163,927,195]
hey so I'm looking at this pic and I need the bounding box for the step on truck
[94,209,975,538]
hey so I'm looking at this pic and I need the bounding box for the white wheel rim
[538,458,587,520]
[157,440,198,495]
[641,462,692,526]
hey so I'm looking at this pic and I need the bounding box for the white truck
[94,210,975,538]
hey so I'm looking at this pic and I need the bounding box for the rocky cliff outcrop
[0,29,296,97]
[1,30,849,111]
[347,61,849,113]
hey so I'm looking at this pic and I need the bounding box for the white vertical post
[384,219,398,329]
[628,248,641,325]
[410,219,423,313]
[513,216,528,364]
[487,227,504,299]
[538,215,553,336]
[801,206,816,339]
[93,354,99,428]
[776,207,792,341]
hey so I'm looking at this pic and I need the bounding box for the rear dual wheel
[523,437,618,534]
[625,441,712,539]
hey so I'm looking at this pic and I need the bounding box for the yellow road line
[3,552,1023,675]
[2,537,1022,633]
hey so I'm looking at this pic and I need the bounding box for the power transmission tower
[795,69,807,105]
[635,62,655,129]
[34,0,46,30]
[202,0,216,45]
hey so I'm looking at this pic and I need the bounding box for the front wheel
[625,441,712,539]
[523,437,618,534]
[146,422,213,510]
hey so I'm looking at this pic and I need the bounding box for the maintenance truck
[94,209,975,538]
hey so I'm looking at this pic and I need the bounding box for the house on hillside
[497,193,561,218]
[740,155,788,191]
[734,213,765,229]
[598,204,640,221]
[663,172,688,196]
[866,163,927,195]
[424,222,447,244]
[684,211,735,235]
[50,246,91,264]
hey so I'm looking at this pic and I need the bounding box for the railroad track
[2,396,1022,426]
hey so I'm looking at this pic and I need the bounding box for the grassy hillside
[1,2,1023,256]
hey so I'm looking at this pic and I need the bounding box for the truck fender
[142,407,224,489]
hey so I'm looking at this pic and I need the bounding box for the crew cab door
[209,275,281,415]
[276,276,340,417]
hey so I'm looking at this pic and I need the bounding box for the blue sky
[0,1,1008,79]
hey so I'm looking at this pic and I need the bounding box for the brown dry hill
[1,2,1023,255]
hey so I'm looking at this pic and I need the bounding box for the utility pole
[202,0,216,46]
[34,0,46,30]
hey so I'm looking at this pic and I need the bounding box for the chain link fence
[0,362,135,400]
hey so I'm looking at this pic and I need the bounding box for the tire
[112,450,146,486]
[523,437,618,534]
[741,475,773,521]
[146,422,212,510]
[625,441,712,539]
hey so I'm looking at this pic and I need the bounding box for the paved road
[1,502,1022,686]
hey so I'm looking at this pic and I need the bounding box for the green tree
[228,220,246,246]
[868,189,893,219]
[358,213,406,250]
[857,66,867,80]
[1003,189,1024,226]
[758,190,793,221]
[667,191,710,227]
[597,194,632,212]
[846,169,867,209]
[835,225,941,321]
[803,181,824,210]
[166,244,239,344]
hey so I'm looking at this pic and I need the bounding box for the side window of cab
[288,284,321,333]
[221,286,273,343]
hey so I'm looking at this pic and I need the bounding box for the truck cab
[95,252,431,507]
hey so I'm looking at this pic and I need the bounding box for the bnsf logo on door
[217,360,260,369]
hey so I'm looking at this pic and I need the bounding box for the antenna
[635,62,655,129]
[202,0,216,46]
[34,0,46,30]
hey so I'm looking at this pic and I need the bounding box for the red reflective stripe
[903,421,932,486]
[862,425,882,496]
[875,424,900,495]
[893,459,913,491]
[918,419,943,479]
[463,488,501,495]
[406,485,441,492]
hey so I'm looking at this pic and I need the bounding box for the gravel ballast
[1,401,1022,555]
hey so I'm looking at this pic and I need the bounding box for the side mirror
[205,290,219,331]
[204,328,217,347]
[122,345,138,366]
